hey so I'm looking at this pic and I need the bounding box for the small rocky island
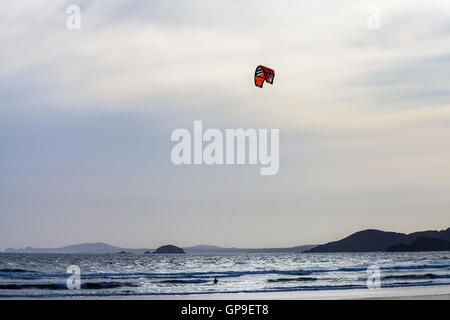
[153,245,185,254]
[117,251,132,254]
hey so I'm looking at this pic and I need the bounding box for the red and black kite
[254,65,275,88]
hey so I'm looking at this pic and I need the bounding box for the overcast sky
[1,0,450,250]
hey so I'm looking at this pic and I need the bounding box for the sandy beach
[127,285,450,300]
[3,285,449,300]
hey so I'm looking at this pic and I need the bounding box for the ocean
[1,252,449,298]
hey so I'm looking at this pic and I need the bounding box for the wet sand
[3,285,449,300]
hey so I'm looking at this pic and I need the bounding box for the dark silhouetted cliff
[153,245,185,254]
[304,228,450,253]
[387,236,450,252]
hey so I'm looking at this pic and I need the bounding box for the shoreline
[3,285,450,300]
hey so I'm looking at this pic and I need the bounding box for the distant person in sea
[214,277,218,284]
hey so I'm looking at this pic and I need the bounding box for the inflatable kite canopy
[254,65,275,88]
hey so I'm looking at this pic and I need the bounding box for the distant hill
[184,244,316,254]
[387,236,450,252]
[3,242,151,254]
[304,228,450,253]
[153,245,185,254]
[3,243,316,254]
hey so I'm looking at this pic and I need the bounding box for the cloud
[2,0,449,114]
[0,0,450,249]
